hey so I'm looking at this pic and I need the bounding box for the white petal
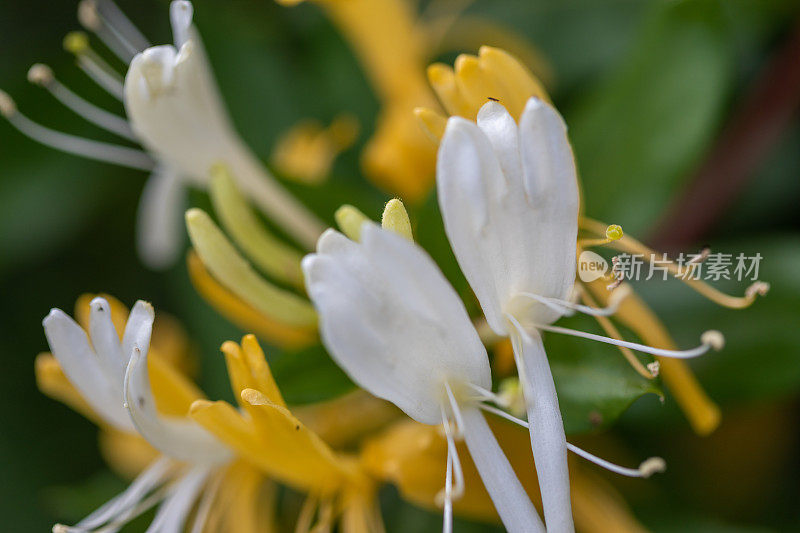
[121,300,155,368]
[88,297,125,383]
[303,226,490,425]
[147,466,212,533]
[42,309,133,432]
[136,166,186,269]
[124,342,232,465]
[460,406,545,533]
[437,99,579,331]
[510,322,573,532]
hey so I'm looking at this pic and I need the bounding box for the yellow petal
[187,252,317,350]
[478,46,550,117]
[205,462,278,533]
[381,199,413,241]
[209,164,305,287]
[454,53,506,116]
[413,107,447,142]
[35,352,101,425]
[186,208,317,328]
[427,63,471,118]
[148,350,206,417]
[221,336,286,409]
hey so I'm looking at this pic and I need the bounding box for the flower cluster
[3,1,771,532]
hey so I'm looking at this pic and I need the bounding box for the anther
[746,281,770,299]
[63,31,90,55]
[638,457,666,478]
[605,224,623,241]
[78,0,101,31]
[27,64,54,86]
[700,330,725,351]
[0,90,16,117]
[647,361,660,377]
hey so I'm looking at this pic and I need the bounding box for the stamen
[0,91,154,170]
[64,32,125,100]
[515,284,631,318]
[579,286,656,379]
[477,405,667,478]
[27,64,135,140]
[580,217,770,309]
[579,223,624,248]
[439,403,465,500]
[535,321,725,359]
[79,0,150,62]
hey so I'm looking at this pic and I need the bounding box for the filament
[515,284,630,318]
[477,404,666,478]
[79,0,149,62]
[1,103,153,170]
[535,322,724,359]
[439,403,465,500]
[28,65,135,140]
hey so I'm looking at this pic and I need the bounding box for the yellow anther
[605,224,623,241]
[63,31,90,55]
[381,198,413,241]
[414,107,447,142]
[0,90,16,117]
[27,64,54,86]
[497,377,526,417]
[334,204,370,242]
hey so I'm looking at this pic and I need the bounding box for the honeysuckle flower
[362,418,648,533]
[276,0,552,203]
[435,96,730,531]
[41,295,236,532]
[188,335,385,532]
[0,0,324,268]
[303,222,546,533]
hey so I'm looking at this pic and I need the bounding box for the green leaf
[568,0,734,235]
[546,314,662,435]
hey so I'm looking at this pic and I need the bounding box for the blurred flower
[40,294,238,532]
[276,0,553,203]
[0,0,324,269]
[271,114,360,184]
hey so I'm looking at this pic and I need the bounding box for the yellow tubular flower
[189,335,381,530]
[362,418,647,532]
[584,279,721,435]
[272,114,359,184]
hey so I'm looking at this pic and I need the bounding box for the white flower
[303,224,545,533]
[436,98,722,532]
[0,0,323,269]
[43,296,231,532]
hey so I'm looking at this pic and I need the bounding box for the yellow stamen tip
[334,204,370,242]
[701,330,725,351]
[605,224,624,241]
[63,31,89,55]
[381,198,413,241]
[638,457,666,478]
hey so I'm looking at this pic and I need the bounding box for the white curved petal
[136,166,186,269]
[88,297,125,383]
[42,309,133,432]
[303,226,490,425]
[124,342,232,465]
[437,98,579,332]
[121,300,155,367]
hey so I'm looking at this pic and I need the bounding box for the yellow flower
[190,334,385,532]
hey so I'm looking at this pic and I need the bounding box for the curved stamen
[27,64,136,140]
[439,402,465,500]
[535,322,724,359]
[477,404,666,478]
[580,217,770,309]
[0,93,154,170]
[516,284,631,318]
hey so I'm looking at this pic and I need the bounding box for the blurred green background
[1,0,799,530]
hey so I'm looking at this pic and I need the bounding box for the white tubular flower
[43,296,231,532]
[303,224,545,533]
[124,9,324,250]
[437,98,723,532]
